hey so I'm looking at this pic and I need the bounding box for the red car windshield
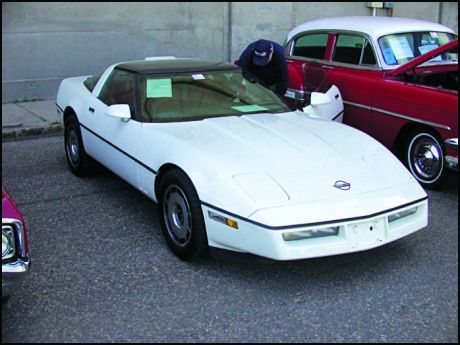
[378,31,457,65]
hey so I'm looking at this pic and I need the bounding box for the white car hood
[146,111,421,216]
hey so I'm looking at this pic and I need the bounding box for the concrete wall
[2,2,458,102]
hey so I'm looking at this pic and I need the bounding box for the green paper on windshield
[147,79,172,98]
[231,105,267,113]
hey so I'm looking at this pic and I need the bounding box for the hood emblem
[333,180,351,190]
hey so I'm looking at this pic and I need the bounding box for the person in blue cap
[235,39,288,97]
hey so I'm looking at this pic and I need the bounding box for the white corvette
[56,57,428,261]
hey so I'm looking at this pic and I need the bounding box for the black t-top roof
[116,58,239,74]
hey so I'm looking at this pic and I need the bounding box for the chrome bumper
[445,138,458,171]
[2,257,31,297]
[2,218,31,297]
[284,88,306,101]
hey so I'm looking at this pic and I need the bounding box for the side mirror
[105,104,131,121]
[310,92,331,106]
[301,85,343,122]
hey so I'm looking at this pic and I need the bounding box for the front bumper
[284,88,307,110]
[2,257,31,297]
[445,138,458,172]
[2,218,31,297]
[203,198,428,261]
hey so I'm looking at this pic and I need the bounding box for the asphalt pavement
[2,100,62,142]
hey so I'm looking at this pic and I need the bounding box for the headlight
[208,211,239,229]
[282,226,339,241]
[388,207,417,223]
[2,225,16,260]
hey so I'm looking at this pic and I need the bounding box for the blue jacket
[236,40,288,97]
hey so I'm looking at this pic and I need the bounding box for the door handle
[88,107,95,113]
[321,65,334,70]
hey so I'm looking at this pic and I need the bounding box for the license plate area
[347,218,385,248]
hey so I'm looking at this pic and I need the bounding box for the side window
[333,34,376,66]
[98,69,135,115]
[83,71,103,92]
[361,41,377,65]
[292,33,328,59]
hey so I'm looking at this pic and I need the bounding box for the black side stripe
[201,196,428,231]
[332,110,344,122]
[79,123,158,175]
[56,103,64,113]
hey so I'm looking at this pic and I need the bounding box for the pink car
[2,186,31,299]
[284,16,458,189]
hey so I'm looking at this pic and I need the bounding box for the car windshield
[138,69,290,122]
[378,31,458,65]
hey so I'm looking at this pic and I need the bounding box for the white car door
[83,69,141,188]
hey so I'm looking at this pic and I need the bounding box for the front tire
[405,130,446,190]
[158,169,208,261]
[64,115,94,176]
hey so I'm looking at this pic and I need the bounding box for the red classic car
[2,186,31,300]
[283,16,458,189]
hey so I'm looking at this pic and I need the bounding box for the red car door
[323,33,381,135]
[285,32,332,109]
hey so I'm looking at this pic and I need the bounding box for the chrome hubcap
[411,136,442,180]
[66,129,80,166]
[163,185,192,247]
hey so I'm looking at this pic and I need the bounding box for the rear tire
[158,169,208,261]
[404,130,447,190]
[64,115,94,176]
